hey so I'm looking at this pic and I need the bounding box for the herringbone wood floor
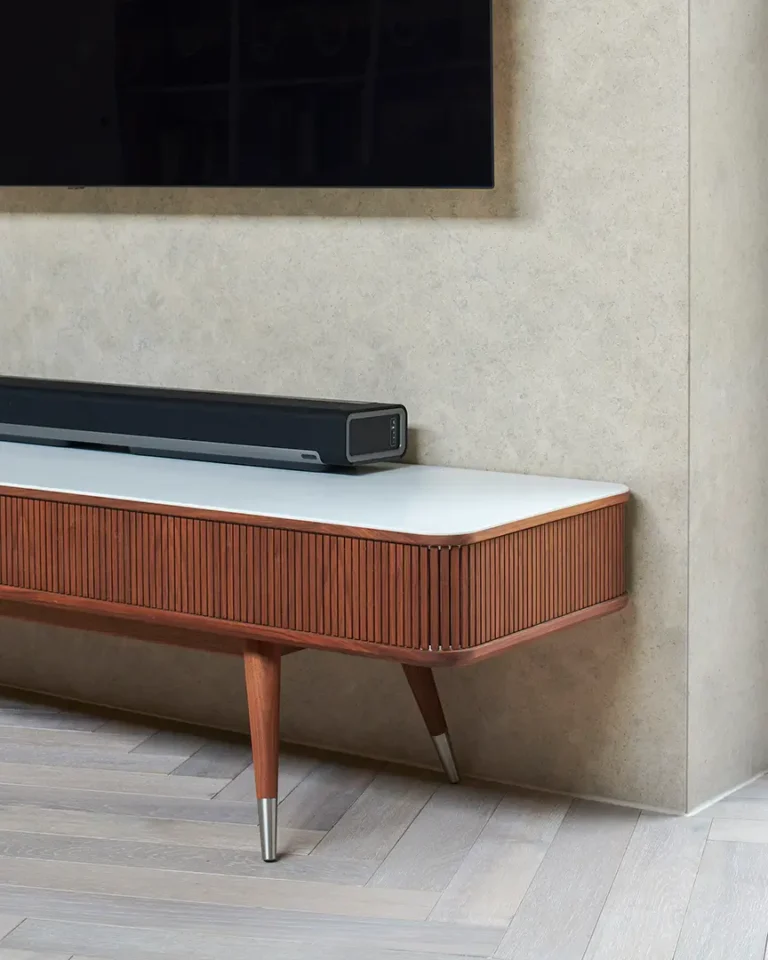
[0,690,764,960]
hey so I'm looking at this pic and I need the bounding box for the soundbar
[0,377,408,469]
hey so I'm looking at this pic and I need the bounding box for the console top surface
[0,441,628,539]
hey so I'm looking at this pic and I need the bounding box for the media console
[0,440,629,861]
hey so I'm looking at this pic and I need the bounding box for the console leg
[402,665,460,784]
[244,643,281,862]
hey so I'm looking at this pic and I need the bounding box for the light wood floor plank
[494,800,639,960]
[0,857,439,921]
[0,743,187,775]
[0,764,229,799]
[0,715,101,733]
[430,791,570,926]
[0,949,73,960]
[709,819,768,844]
[582,814,709,960]
[0,831,374,885]
[130,731,206,759]
[279,761,381,832]
[0,805,323,856]
[4,919,482,960]
[170,742,252,781]
[276,754,322,803]
[0,918,23,939]
[93,720,158,748]
[0,725,155,752]
[0,703,61,716]
[0,784,265,826]
[214,753,319,804]
[369,784,501,893]
[0,915,72,960]
[313,770,437,862]
[692,799,768,821]
[211,766,255,803]
[673,841,768,960]
[728,777,768,800]
[0,887,501,958]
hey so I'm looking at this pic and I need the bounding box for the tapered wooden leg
[402,665,460,783]
[244,643,282,862]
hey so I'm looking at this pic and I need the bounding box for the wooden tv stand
[0,441,629,861]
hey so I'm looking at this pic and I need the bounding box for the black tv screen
[0,0,494,189]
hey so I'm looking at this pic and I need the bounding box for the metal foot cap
[258,797,278,862]
[432,732,460,784]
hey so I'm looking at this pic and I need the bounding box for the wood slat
[419,548,429,651]
[429,550,440,652]
[449,547,460,651]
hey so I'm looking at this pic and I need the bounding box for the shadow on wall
[0,0,522,220]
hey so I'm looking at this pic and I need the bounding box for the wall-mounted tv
[0,1,494,189]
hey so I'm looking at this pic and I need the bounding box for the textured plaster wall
[687,0,768,808]
[0,0,691,809]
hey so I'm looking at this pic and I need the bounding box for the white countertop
[0,441,628,538]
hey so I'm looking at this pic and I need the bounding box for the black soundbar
[0,377,408,469]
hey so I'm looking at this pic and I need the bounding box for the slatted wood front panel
[0,495,625,652]
[455,507,626,648]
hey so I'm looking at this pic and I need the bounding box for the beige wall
[688,0,768,808]
[0,0,691,809]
